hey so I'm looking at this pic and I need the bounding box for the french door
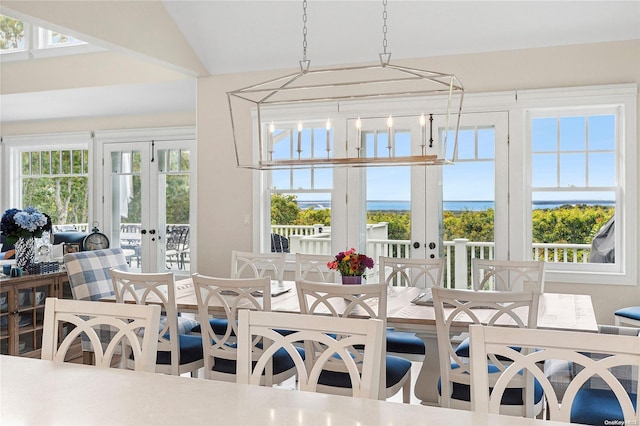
[100,135,196,275]
[347,112,508,283]
[351,116,440,260]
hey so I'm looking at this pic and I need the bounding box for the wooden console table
[0,271,70,358]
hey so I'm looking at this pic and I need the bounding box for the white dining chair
[296,280,412,402]
[230,250,286,282]
[471,259,546,292]
[111,269,203,376]
[294,253,341,283]
[41,297,161,372]
[470,324,640,424]
[378,256,446,362]
[379,256,444,289]
[237,310,384,399]
[192,273,300,385]
[431,286,543,417]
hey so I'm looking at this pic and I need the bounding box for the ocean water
[297,200,614,212]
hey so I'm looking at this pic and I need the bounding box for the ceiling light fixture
[227,0,464,170]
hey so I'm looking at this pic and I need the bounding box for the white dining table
[167,280,598,405]
[1,355,571,426]
[103,279,598,405]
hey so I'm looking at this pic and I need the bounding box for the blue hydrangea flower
[1,207,52,246]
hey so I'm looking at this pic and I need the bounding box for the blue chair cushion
[211,345,304,375]
[386,329,425,355]
[614,306,640,321]
[455,336,520,361]
[156,334,203,365]
[438,363,544,405]
[191,318,233,335]
[317,355,411,390]
[571,388,637,425]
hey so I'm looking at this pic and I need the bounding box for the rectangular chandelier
[227,62,463,170]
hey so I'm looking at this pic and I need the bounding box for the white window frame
[510,84,637,285]
[254,84,636,286]
[1,132,94,219]
[0,10,103,62]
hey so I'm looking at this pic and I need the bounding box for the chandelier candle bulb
[325,119,331,153]
[420,113,427,153]
[387,115,394,155]
[355,117,362,153]
[268,122,275,159]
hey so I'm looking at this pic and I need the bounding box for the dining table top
[166,279,598,333]
[0,355,572,426]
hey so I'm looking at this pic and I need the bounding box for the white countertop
[1,355,569,426]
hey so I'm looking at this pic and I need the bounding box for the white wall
[197,40,640,324]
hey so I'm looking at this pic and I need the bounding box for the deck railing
[57,223,591,283]
[277,228,592,287]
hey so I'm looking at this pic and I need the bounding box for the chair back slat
[379,257,444,289]
[472,259,546,292]
[295,253,341,283]
[231,250,286,282]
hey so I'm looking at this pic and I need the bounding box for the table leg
[413,330,440,405]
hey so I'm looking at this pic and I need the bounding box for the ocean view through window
[296,200,615,212]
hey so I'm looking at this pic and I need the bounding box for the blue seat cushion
[317,355,411,390]
[211,345,304,375]
[156,334,203,365]
[455,337,520,361]
[571,388,637,425]
[438,363,544,405]
[191,318,233,335]
[386,329,425,355]
[614,306,640,321]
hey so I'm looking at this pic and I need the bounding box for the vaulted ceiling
[1,1,639,123]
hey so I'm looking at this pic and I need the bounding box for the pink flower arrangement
[327,248,374,277]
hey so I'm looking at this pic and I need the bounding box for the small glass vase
[15,237,36,271]
[341,275,362,285]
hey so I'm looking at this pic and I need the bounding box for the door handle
[413,242,421,249]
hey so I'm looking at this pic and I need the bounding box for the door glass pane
[364,129,413,258]
[110,150,142,271]
[160,149,191,274]
[443,126,496,288]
